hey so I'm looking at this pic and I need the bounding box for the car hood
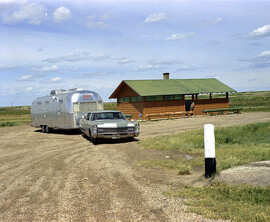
[94,120,136,128]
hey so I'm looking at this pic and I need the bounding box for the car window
[93,112,126,120]
[91,113,96,121]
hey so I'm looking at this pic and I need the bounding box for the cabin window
[124,97,130,102]
[174,95,182,100]
[131,97,137,102]
[165,95,174,101]
[37,102,42,111]
[131,96,143,102]
[155,95,163,101]
[118,98,124,103]
[73,102,79,113]
[146,96,155,101]
[45,101,49,110]
[137,96,143,102]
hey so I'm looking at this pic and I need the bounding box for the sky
[0,0,270,107]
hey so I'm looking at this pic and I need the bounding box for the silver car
[79,111,140,144]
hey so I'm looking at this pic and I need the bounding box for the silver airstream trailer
[31,89,104,133]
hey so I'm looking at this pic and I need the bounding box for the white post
[204,124,216,178]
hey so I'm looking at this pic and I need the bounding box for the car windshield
[91,112,126,121]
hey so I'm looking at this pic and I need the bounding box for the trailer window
[37,102,42,111]
[45,101,49,110]
[59,100,64,110]
[73,102,79,113]
[80,102,97,112]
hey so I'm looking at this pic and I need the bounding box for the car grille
[98,127,133,134]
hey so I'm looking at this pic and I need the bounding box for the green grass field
[229,91,270,112]
[0,106,31,127]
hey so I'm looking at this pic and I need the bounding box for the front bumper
[96,133,136,139]
[93,127,139,139]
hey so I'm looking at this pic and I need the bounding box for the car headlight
[134,124,140,133]
[92,125,97,135]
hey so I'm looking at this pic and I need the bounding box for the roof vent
[163,73,170,80]
[68,88,84,91]
[50,89,66,95]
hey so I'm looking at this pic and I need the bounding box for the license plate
[112,135,120,139]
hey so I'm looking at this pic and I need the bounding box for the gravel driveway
[0,112,269,221]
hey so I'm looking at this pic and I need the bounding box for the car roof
[91,110,121,114]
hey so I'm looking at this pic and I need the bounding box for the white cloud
[43,77,62,83]
[53,6,72,23]
[76,71,112,78]
[51,77,61,82]
[16,73,46,82]
[2,2,46,24]
[258,51,270,58]
[0,64,16,70]
[143,12,168,23]
[43,52,90,63]
[86,21,110,28]
[25,87,33,92]
[86,13,110,28]
[17,75,33,81]
[0,0,27,5]
[249,25,270,38]
[91,53,110,61]
[239,50,270,69]
[131,65,160,72]
[166,32,195,41]
[198,17,223,27]
[248,78,257,82]
[149,57,181,66]
[117,57,133,65]
[39,65,58,72]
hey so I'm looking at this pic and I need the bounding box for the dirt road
[0,112,269,221]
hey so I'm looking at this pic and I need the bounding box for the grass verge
[139,122,270,172]
[166,182,270,222]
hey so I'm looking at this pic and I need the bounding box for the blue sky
[0,0,270,106]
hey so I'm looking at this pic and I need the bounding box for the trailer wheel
[45,125,51,133]
[41,125,46,133]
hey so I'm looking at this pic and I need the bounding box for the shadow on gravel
[81,134,140,145]
[35,129,82,135]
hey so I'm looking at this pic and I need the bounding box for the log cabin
[109,73,236,120]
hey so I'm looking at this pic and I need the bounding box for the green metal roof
[122,78,236,96]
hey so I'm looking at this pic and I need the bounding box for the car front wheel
[89,130,97,145]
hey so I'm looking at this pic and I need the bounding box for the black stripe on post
[204,124,216,178]
[205,158,216,178]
